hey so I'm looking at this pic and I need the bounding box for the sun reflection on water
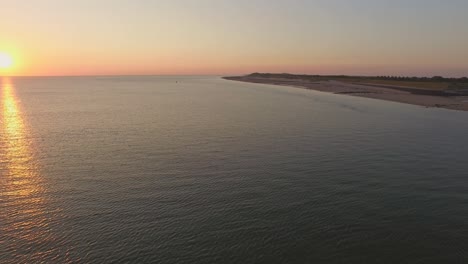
[0,78,72,263]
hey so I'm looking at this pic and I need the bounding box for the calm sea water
[1,76,468,263]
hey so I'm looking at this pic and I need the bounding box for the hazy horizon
[2,72,468,79]
[2,0,468,77]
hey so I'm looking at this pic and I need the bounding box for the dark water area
[1,76,468,263]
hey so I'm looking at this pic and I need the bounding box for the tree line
[248,73,468,83]
[372,76,468,83]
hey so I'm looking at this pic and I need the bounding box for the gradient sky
[1,0,468,76]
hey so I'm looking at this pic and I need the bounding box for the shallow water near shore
[1,76,468,263]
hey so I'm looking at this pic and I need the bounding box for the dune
[224,74,468,112]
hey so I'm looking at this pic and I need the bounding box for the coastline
[224,76,468,112]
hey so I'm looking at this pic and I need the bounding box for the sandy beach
[224,75,468,112]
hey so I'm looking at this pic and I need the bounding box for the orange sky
[2,1,468,77]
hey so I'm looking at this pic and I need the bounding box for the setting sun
[0,53,13,69]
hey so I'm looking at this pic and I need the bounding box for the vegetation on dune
[247,73,468,91]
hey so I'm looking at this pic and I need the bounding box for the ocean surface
[1,76,468,263]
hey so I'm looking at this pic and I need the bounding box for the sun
[0,53,13,69]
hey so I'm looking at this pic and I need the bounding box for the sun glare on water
[0,53,13,69]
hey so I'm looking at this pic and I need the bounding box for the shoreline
[224,76,468,112]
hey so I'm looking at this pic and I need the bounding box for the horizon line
[1,72,466,79]
[0,73,231,78]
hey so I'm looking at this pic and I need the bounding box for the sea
[1,76,468,263]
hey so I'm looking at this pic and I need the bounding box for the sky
[1,0,468,77]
